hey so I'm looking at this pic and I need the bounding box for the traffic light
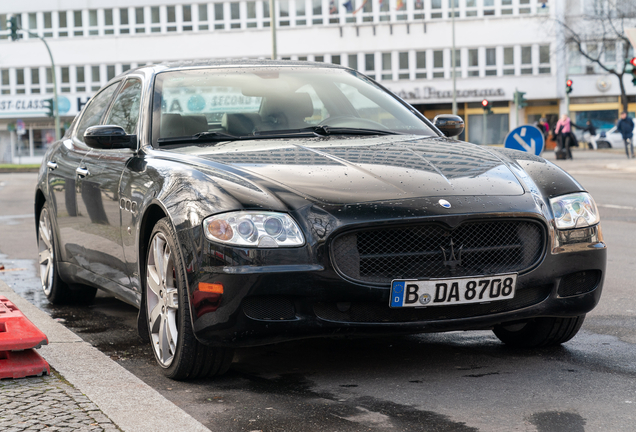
[43,98,55,118]
[481,99,493,114]
[8,16,21,41]
[566,79,573,94]
[631,58,636,85]
[514,89,528,109]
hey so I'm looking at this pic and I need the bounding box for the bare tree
[557,0,636,113]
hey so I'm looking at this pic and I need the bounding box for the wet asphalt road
[1,148,636,431]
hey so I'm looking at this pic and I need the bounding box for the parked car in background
[589,123,636,149]
[35,60,607,380]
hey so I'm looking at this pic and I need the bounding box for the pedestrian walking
[555,113,573,159]
[616,111,635,158]
[573,120,596,148]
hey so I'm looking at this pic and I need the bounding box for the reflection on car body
[35,60,606,380]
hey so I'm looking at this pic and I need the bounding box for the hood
[177,135,526,205]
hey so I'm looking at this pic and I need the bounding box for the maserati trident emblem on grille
[438,199,451,208]
[441,238,463,273]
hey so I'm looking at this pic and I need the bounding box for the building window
[296,0,307,26]
[468,48,479,77]
[198,4,209,30]
[503,47,514,75]
[539,45,550,74]
[120,8,130,34]
[483,0,494,16]
[485,48,496,76]
[230,2,241,28]
[568,43,583,75]
[183,5,193,31]
[43,12,53,37]
[398,52,409,79]
[28,13,37,39]
[16,69,26,94]
[31,68,41,94]
[431,0,442,19]
[414,0,424,19]
[58,12,68,37]
[122,64,131,72]
[382,53,392,80]
[150,7,161,33]
[348,54,358,70]
[519,0,531,14]
[74,11,83,36]
[448,0,459,18]
[107,65,116,81]
[331,55,341,65]
[88,10,98,35]
[415,51,426,79]
[167,6,177,31]
[365,53,375,77]
[46,67,53,94]
[433,50,444,78]
[466,0,477,17]
[91,65,101,91]
[263,1,270,28]
[521,46,532,75]
[501,0,513,15]
[380,0,390,22]
[61,67,70,93]
[76,66,85,92]
[452,49,461,76]
[313,0,323,25]
[215,3,225,29]
[135,7,145,33]
[0,69,9,95]
[104,9,114,34]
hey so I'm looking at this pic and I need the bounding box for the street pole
[482,111,487,145]
[269,0,277,60]
[565,78,570,118]
[451,0,457,115]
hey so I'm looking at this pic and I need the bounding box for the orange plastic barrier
[0,349,50,379]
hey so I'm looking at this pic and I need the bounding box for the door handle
[76,167,90,177]
[46,161,58,170]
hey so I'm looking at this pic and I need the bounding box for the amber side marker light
[198,282,224,294]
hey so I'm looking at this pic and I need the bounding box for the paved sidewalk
[0,279,210,432]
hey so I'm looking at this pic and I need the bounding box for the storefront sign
[389,85,506,102]
[0,95,87,119]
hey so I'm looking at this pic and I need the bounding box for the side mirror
[84,125,137,150]
[433,114,464,138]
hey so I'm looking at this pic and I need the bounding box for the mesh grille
[314,284,553,323]
[243,297,296,321]
[557,270,601,298]
[332,220,545,285]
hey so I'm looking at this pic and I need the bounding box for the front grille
[331,220,546,285]
[243,297,296,321]
[557,270,601,298]
[314,284,553,323]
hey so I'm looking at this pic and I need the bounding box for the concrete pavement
[0,278,210,432]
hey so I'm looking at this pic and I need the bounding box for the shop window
[91,65,101,91]
[277,0,289,26]
[468,48,479,77]
[150,7,161,32]
[0,69,9,95]
[120,8,130,34]
[501,0,512,15]
[382,53,392,80]
[43,12,53,37]
[431,0,442,19]
[59,67,70,93]
[31,68,41,94]
[88,10,98,35]
[135,7,145,33]
[398,52,409,80]
[313,0,324,25]
[433,50,444,78]
[448,0,459,18]
[246,2,257,28]
[58,12,68,37]
[521,46,532,75]
[76,66,85,92]
[16,69,25,94]
[503,47,514,75]
[263,1,271,28]
[104,9,114,34]
[296,0,307,26]
[215,4,225,29]
[348,54,358,70]
[519,0,531,14]
[167,6,177,31]
[414,0,424,19]
[198,4,209,30]
[539,45,550,74]
[183,5,193,31]
[466,0,477,17]
[483,0,494,16]
[485,48,496,76]
[230,2,241,28]
[73,11,84,36]
[331,55,341,65]
[28,13,37,39]
[415,51,427,79]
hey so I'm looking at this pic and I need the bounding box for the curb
[0,279,210,432]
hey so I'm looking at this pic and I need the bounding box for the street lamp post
[269,0,277,60]
[451,0,457,115]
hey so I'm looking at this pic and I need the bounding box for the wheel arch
[34,188,46,235]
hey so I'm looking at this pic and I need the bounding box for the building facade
[0,0,634,163]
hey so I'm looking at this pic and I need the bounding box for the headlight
[203,211,305,247]
[549,192,600,229]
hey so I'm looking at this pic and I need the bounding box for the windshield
[151,67,437,146]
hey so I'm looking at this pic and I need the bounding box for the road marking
[0,214,34,220]
[598,204,636,211]
[0,268,27,273]
[513,132,536,154]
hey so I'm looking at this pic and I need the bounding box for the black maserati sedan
[35,60,606,380]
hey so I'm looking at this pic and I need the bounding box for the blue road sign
[504,125,545,156]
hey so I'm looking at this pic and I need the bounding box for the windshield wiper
[253,125,399,138]
[157,131,239,146]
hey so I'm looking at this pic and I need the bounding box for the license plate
[390,274,517,308]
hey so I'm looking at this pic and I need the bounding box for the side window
[105,79,143,134]
[76,82,120,142]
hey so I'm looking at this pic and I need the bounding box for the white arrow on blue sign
[504,125,545,156]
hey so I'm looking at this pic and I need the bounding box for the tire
[597,141,610,149]
[38,203,97,305]
[145,217,234,380]
[492,315,585,348]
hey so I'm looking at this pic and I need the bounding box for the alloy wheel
[146,232,179,367]
[38,208,54,296]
